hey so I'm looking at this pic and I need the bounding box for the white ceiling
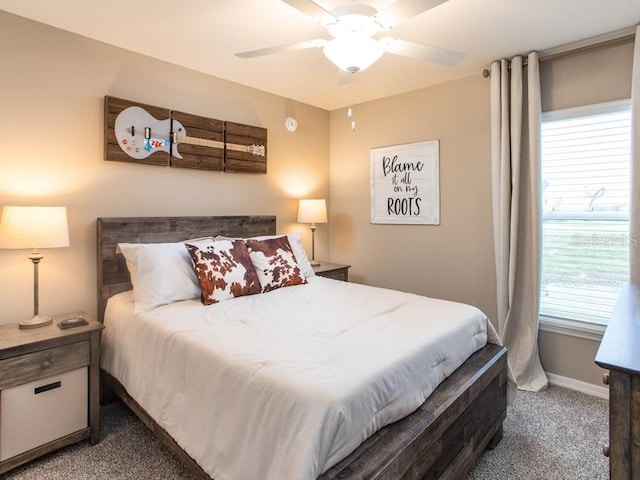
[1,0,640,110]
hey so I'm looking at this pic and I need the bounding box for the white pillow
[215,232,315,279]
[118,239,210,314]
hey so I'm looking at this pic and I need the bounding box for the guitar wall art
[104,96,268,174]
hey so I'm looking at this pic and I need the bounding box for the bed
[97,215,507,480]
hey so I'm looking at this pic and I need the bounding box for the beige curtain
[631,26,640,283]
[490,53,548,391]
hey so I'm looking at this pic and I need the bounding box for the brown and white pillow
[245,236,306,292]
[185,239,261,305]
[244,232,315,279]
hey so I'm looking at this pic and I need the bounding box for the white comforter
[101,276,499,480]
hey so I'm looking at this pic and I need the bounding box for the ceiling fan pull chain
[348,73,357,131]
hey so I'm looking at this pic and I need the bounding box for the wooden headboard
[97,216,276,322]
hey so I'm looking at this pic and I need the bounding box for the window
[540,100,631,329]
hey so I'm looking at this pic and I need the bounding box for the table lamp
[0,206,70,329]
[297,199,327,266]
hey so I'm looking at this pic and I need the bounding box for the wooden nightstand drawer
[0,367,88,461]
[0,341,90,390]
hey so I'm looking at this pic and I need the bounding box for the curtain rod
[481,25,637,78]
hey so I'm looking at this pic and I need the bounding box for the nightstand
[0,312,103,474]
[313,262,351,281]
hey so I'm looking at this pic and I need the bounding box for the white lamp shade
[0,206,70,249]
[297,199,328,224]
[323,35,384,72]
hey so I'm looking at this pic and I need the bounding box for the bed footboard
[319,342,508,480]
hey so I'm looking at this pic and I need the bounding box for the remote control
[57,317,89,329]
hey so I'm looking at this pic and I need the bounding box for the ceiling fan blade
[380,37,464,66]
[281,0,336,24]
[375,0,448,27]
[236,39,327,59]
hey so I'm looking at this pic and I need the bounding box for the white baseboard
[546,372,609,399]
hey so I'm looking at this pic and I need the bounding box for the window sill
[539,315,605,342]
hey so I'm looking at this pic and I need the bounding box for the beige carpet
[469,385,609,480]
[4,384,609,480]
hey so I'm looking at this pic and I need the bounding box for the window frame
[538,98,631,341]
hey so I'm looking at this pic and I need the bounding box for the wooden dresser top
[595,281,640,375]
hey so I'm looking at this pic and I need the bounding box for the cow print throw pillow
[245,236,307,292]
[185,239,261,305]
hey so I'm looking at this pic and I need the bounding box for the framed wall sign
[370,140,440,225]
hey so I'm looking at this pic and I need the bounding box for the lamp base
[19,315,53,330]
[310,260,321,266]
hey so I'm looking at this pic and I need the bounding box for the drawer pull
[603,444,610,457]
[34,381,61,395]
[603,373,610,385]
[42,360,52,368]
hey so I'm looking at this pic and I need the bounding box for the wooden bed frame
[97,216,507,480]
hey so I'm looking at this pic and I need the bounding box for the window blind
[541,101,631,325]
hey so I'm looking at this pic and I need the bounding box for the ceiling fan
[236,0,465,73]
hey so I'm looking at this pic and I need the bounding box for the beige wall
[0,12,329,325]
[540,39,633,112]
[329,38,634,388]
[329,75,497,320]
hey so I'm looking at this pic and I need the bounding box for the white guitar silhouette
[114,106,265,160]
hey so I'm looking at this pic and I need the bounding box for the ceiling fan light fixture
[323,35,383,72]
[326,8,383,38]
[327,16,380,38]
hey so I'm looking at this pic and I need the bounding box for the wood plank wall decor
[171,110,224,171]
[225,121,267,174]
[104,96,267,173]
